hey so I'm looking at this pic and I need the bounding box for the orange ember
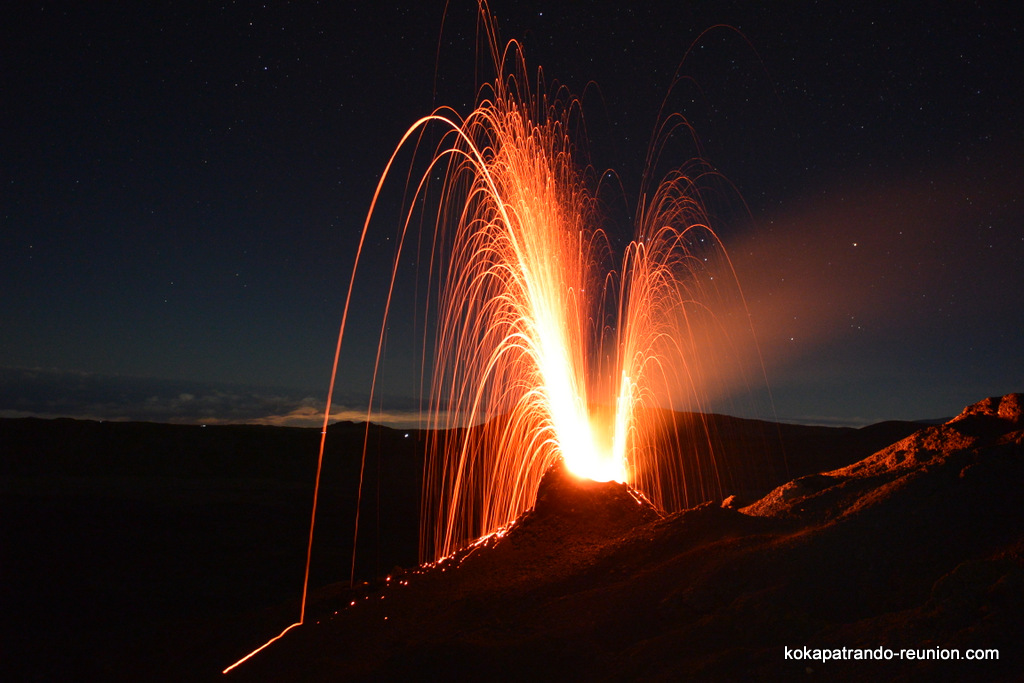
[328,10,757,565]
[225,5,763,675]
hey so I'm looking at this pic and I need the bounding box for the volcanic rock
[404,460,663,595]
[229,395,1023,682]
[513,460,661,538]
[6,397,1020,680]
[742,393,1024,521]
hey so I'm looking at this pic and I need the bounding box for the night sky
[3,2,1022,427]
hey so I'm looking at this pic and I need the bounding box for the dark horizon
[0,365,962,430]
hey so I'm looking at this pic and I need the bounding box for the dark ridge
[0,409,959,681]
[232,395,1023,681]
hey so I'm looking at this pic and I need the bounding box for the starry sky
[3,1,1022,427]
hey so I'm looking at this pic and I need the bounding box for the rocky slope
[230,394,1023,681]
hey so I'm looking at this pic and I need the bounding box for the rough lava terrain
[231,394,1024,681]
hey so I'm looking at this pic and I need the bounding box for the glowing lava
[330,10,758,564]
[225,7,763,675]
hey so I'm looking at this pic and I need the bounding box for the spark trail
[225,6,763,675]
[342,16,759,563]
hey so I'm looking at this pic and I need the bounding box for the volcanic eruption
[224,393,1022,680]
[322,4,761,571]
[231,5,781,674]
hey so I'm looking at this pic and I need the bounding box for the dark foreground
[233,395,1024,681]
[2,398,1021,680]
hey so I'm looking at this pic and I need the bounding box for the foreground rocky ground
[3,397,1020,680]
[231,395,1024,681]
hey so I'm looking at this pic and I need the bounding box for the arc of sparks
[223,6,766,674]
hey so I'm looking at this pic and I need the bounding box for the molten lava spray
[333,13,760,565]
[224,8,765,675]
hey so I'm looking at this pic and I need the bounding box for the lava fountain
[320,13,762,567]
[224,9,764,675]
